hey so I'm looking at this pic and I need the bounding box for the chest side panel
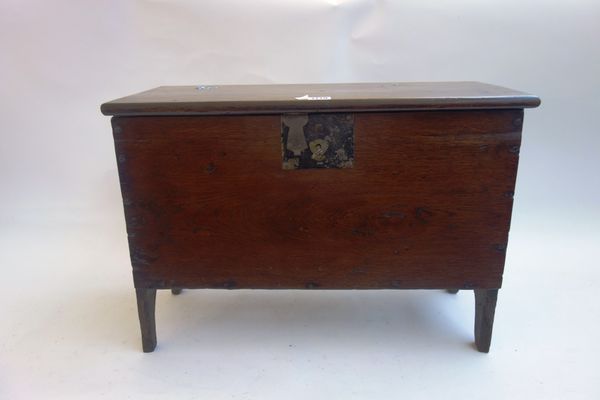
[112,110,522,289]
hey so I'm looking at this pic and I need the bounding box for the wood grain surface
[113,109,523,290]
[102,82,540,116]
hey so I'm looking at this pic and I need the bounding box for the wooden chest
[101,82,540,352]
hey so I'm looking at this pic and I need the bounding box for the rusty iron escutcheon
[281,113,354,170]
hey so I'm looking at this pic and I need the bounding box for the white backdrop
[1,1,599,399]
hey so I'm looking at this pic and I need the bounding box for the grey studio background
[1,1,598,399]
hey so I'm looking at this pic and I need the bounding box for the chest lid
[101,81,540,116]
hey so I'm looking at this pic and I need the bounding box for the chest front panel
[113,109,522,289]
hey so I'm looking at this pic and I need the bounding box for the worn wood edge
[132,281,504,290]
[101,99,540,116]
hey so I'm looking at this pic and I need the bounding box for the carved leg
[474,289,499,353]
[135,288,157,352]
[171,288,183,295]
[447,289,459,294]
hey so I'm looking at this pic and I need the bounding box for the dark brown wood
[113,109,521,290]
[135,288,157,352]
[104,82,539,352]
[474,289,499,353]
[101,82,540,116]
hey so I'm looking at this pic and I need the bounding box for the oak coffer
[101,82,540,353]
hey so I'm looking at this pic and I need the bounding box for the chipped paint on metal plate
[281,113,354,170]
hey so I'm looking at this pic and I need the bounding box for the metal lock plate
[281,113,354,170]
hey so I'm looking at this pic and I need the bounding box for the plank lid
[101,81,540,116]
